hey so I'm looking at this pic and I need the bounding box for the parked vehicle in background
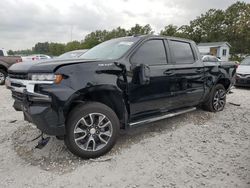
[0,48,22,85]
[202,55,221,62]
[202,55,239,70]
[22,54,51,62]
[235,56,250,87]
[58,49,88,59]
[6,35,237,158]
[201,55,221,62]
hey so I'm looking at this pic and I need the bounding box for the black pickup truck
[6,35,236,158]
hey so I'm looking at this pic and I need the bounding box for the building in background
[198,42,231,61]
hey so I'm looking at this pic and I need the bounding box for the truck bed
[0,56,22,68]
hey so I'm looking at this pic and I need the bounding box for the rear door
[167,40,205,108]
[128,39,176,120]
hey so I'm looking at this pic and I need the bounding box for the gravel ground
[0,85,249,188]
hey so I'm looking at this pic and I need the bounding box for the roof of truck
[132,35,195,43]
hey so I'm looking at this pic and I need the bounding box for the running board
[129,107,196,127]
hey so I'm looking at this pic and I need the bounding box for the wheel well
[0,65,7,73]
[66,89,127,128]
[217,78,231,90]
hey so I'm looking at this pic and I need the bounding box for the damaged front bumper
[6,77,65,136]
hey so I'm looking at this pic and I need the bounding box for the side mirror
[139,64,150,85]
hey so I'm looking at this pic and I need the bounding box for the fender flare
[63,85,129,127]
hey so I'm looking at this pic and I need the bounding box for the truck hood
[237,65,250,75]
[8,58,99,73]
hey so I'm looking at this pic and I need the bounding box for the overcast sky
[0,0,248,50]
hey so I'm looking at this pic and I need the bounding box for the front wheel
[64,102,119,158]
[203,84,226,112]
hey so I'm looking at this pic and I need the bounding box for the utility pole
[70,25,73,42]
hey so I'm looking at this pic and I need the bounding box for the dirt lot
[0,86,249,188]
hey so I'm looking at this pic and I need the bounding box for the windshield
[58,50,87,59]
[241,57,250,65]
[80,37,139,60]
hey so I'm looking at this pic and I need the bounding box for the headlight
[30,73,63,84]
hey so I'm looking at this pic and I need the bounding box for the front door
[128,39,176,121]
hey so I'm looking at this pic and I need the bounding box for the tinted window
[169,40,195,64]
[131,40,167,65]
[0,50,4,56]
[39,55,47,59]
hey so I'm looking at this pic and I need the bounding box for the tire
[0,69,7,85]
[64,102,119,158]
[203,84,226,112]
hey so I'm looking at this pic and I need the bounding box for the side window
[40,55,46,59]
[0,50,4,56]
[131,40,167,65]
[169,40,195,64]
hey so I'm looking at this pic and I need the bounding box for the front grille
[11,82,24,87]
[8,72,28,80]
[12,91,24,101]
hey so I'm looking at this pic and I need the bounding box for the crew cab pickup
[6,36,237,158]
[0,48,22,85]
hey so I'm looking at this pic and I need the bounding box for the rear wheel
[64,102,119,158]
[203,84,226,112]
[0,69,7,85]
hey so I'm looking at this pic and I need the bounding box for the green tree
[176,25,192,39]
[188,9,225,43]
[224,1,250,54]
[160,24,178,36]
[181,1,250,55]
[7,50,14,55]
[33,42,50,54]
[104,27,127,40]
[48,43,65,56]
[65,41,82,52]
[160,24,192,39]
[82,30,109,49]
[128,24,153,36]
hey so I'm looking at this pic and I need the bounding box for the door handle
[196,69,203,73]
[164,70,175,76]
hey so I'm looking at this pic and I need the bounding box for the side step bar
[129,107,196,127]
